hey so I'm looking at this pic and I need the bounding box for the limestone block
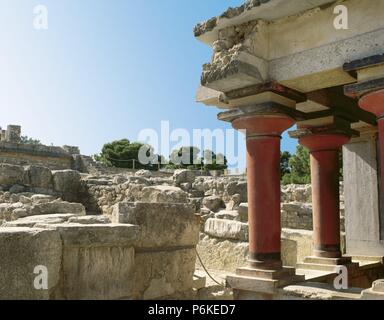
[202,195,225,212]
[30,200,86,216]
[9,184,26,194]
[135,169,152,178]
[215,210,239,221]
[204,218,249,241]
[0,202,23,220]
[0,227,62,300]
[237,203,248,222]
[188,197,203,213]
[52,170,81,201]
[281,202,313,230]
[282,229,314,266]
[361,279,384,300]
[3,213,77,228]
[112,175,128,184]
[196,236,248,273]
[39,223,139,247]
[24,165,53,189]
[112,202,200,249]
[130,249,196,300]
[67,215,111,225]
[226,180,247,199]
[173,169,196,185]
[38,223,139,300]
[281,184,312,203]
[282,202,312,214]
[0,164,24,186]
[30,194,57,204]
[139,185,188,204]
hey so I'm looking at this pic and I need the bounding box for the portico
[194,0,384,299]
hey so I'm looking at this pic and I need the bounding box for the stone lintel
[344,54,384,73]
[303,256,353,266]
[306,87,377,126]
[345,77,384,99]
[223,81,307,105]
[193,0,335,44]
[195,86,228,109]
[297,257,359,273]
[297,115,352,130]
[289,126,359,140]
[217,102,299,124]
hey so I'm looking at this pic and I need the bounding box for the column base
[361,280,384,300]
[226,266,305,297]
[297,256,359,273]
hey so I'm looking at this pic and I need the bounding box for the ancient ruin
[194,0,384,300]
[1,0,384,301]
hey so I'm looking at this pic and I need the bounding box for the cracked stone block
[112,202,200,249]
[0,227,62,300]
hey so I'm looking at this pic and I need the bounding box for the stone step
[303,256,352,266]
[236,266,296,280]
[297,261,360,273]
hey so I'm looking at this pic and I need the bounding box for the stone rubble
[0,164,347,300]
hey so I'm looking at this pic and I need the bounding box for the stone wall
[0,142,74,170]
[0,165,348,299]
[0,185,200,299]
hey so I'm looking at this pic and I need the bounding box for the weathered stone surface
[112,175,128,184]
[361,280,384,300]
[56,245,136,300]
[30,200,86,216]
[130,249,196,300]
[173,169,196,185]
[204,218,249,241]
[2,213,77,228]
[188,197,203,213]
[135,169,152,178]
[67,215,111,225]
[281,229,314,267]
[30,194,57,204]
[281,184,312,203]
[202,195,225,212]
[215,210,239,221]
[0,164,24,186]
[112,202,200,249]
[196,235,248,273]
[281,202,313,230]
[52,170,81,200]
[226,181,247,199]
[38,223,139,247]
[9,184,26,194]
[24,165,53,189]
[343,138,384,256]
[140,185,188,204]
[0,227,62,300]
[237,203,248,222]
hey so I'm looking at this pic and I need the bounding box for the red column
[300,134,350,258]
[232,115,294,270]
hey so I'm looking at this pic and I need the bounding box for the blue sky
[0,0,298,169]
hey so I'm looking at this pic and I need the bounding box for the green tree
[203,150,228,171]
[280,151,291,178]
[20,136,41,145]
[282,145,311,185]
[169,146,201,169]
[94,139,161,170]
[206,150,228,171]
